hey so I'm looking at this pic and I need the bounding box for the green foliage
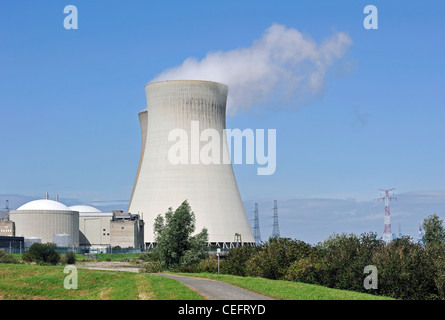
[422,214,445,247]
[425,244,445,299]
[316,232,384,292]
[22,243,60,265]
[284,255,323,284]
[139,260,163,273]
[215,229,445,300]
[0,249,20,264]
[373,236,436,300]
[64,251,76,264]
[197,255,219,273]
[153,200,209,270]
[244,238,315,280]
[220,245,259,276]
[139,251,164,273]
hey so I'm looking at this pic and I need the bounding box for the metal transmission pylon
[378,188,397,244]
[253,203,262,245]
[272,200,280,238]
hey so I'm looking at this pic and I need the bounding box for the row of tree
[145,201,445,300]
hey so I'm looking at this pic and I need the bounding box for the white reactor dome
[69,205,102,213]
[17,199,73,211]
[10,198,79,245]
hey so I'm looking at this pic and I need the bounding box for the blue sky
[1,1,444,244]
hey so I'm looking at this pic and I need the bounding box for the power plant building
[9,199,79,245]
[0,217,15,237]
[70,205,113,249]
[8,200,143,251]
[110,212,144,249]
[128,80,255,248]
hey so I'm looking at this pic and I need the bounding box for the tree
[422,214,445,247]
[373,236,436,300]
[153,200,208,270]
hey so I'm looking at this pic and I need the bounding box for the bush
[0,249,19,264]
[139,260,163,273]
[65,251,76,264]
[315,232,384,292]
[23,243,60,265]
[198,255,219,273]
[373,237,437,300]
[425,244,445,300]
[245,238,315,280]
[210,231,445,300]
[220,245,259,276]
[284,255,323,284]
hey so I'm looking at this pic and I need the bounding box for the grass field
[0,262,393,300]
[174,272,394,300]
[0,263,203,300]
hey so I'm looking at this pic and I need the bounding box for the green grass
[174,272,394,300]
[0,263,203,300]
[10,253,143,262]
[0,262,394,300]
[95,253,142,261]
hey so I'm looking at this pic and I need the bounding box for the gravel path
[155,273,273,300]
[77,261,141,273]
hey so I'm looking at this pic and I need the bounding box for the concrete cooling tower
[128,80,255,248]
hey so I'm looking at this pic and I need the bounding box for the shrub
[245,238,315,280]
[284,255,323,284]
[245,250,268,278]
[23,243,60,265]
[316,232,384,292]
[65,251,76,264]
[220,245,259,276]
[373,237,437,299]
[0,249,19,264]
[425,244,445,300]
[197,255,219,273]
[139,260,163,273]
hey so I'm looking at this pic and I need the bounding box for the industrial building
[9,199,80,246]
[0,236,24,252]
[70,205,113,251]
[0,217,15,237]
[4,198,143,252]
[128,80,255,248]
[110,211,144,249]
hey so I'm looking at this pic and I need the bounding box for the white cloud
[151,23,353,116]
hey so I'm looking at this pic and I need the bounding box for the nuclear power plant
[2,196,144,252]
[1,80,256,252]
[128,80,255,248]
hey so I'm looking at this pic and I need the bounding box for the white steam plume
[150,23,353,116]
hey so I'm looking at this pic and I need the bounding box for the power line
[253,203,262,245]
[272,200,280,238]
[378,188,396,245]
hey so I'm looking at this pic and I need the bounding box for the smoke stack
[128,80,254,248]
